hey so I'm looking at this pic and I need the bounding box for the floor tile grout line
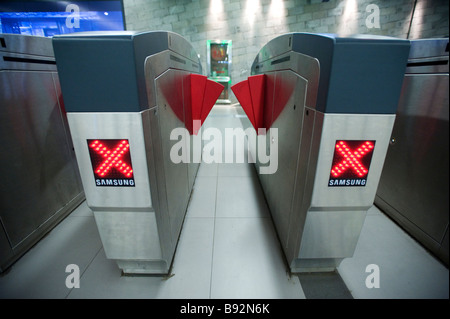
[208,165,219,299]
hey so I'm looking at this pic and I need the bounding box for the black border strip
[3,56,56,65]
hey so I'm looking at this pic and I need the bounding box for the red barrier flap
[231,75,266,133]
[189,74,224,135]
[201,79,224,125]
[231,80,256,130]
[263,73,275,132]
[183,73,193,135]
[190,74,207,124]
[248,74,265,130]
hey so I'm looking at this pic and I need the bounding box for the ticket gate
[52,31,223,275]
[0,34,84,273]
[232,33,410,272]
[375,38,449,266]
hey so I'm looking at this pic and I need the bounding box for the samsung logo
[95,178,135,187]
[328,179,367,187]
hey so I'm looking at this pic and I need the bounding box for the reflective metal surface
[0,33,55,71]
[154,69,191,254]
[146,52,202,273]
[0,34,84,272]
[145,49,201,108]
[375,38,449,266]
[247,33,408,272]
[55,31,203,274]
[294,114,395,272]
[95,210,164,274]
[253,52,320,109]
[311,114,395,209]
[67,112,153,210]
[256,70,309,250]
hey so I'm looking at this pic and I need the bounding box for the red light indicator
[90,140,131,177]
[328,140,375,187]
[87,139,135,187]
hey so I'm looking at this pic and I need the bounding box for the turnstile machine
[375,38,449,266]
[232,33,410,272]
[53,31,223,275]
[0,34,84,273]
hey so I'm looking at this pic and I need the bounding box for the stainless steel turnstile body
[0,34,84,272]
[375,38,449,266]
[53,31,212,275]
[234,33,410,272]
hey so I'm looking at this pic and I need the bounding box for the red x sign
[328,140,375,187]
[87,139,135,187]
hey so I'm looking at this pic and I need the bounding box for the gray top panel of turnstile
[52,31,199,113]
[0,34,57,71]
[0,33,53,55]
[407,37,449,59]
[404,38,449,74]
[252,32,411,114]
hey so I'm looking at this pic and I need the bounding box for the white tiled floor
[0,104,448,300]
